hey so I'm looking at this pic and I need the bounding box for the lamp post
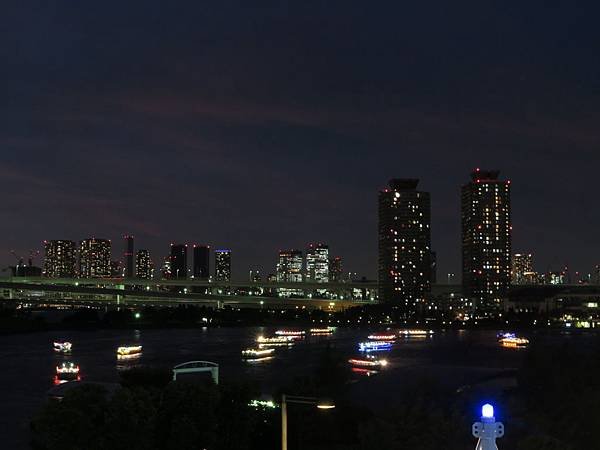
[472,404,504,450]
[281,394,335,450]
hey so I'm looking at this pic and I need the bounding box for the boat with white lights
[351,367,379,376]
[310,327,334,334]
[117,345,143,359]
[398,329,434,337]
[256,335,294,346]
[242,348,275,358]
[499,335,529,348]
[53,341,72,353]
[348,356,388,368]
[358,341,392,352]
[367,334,396,341]
[54,362,80,385]
[274,330,305,339]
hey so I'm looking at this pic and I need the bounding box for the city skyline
[7,168,600,283]
[2,3,599,281]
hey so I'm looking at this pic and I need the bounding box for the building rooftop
[388,178,420,190]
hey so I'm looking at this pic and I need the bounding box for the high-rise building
[161,256,172,279]
[378,179,431,313]
[136,249,153,279]
[512,253,533,284]
[110,260,123,277]
[306,243,329,283]
[329,256,343,282]
[215,249,232,282]
[276,250,303,282]
[43,240,77,278]
[79,238,111,278]
[193,245,210,279]
[461,169,511,314]
[123,235,134,278]
[249,269,262,282]
[170,244,188,279]
[276,250,303,297]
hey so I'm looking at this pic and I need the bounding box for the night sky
[2,1,599,280]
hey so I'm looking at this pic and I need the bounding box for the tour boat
[358,341,392,352]
[351,367,378,376]
[117,345,143,359]
[242,347,275,358]
[348,357,388,368]
[53,341,72,353]
[398,329,434,337]
[367,334,396,341]
[497,332,515,340]
[242,347,275,363]
[499,336,529,348]
[310,327,335,335]
[256,335,294,345]
[54,362,80,385]
[275,330,305,339]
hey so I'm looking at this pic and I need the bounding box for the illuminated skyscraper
[378,179,431,313]
[123,235,134,278]
[461,169,511,313]
[170,244,188,279]
[43,240,77,278]
[160,256,172,279]
[136,249,153,279]
[193,245,210,279]
[79,238,111,278]
[329,256,343,282]
[512,253,533,284]
[276,250,303,282]
[215,249,231,282]
[306,243,329,283]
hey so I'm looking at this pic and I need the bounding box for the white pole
[472,404,504,450]
[281,395,287,450]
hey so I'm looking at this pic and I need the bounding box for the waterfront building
[378,179,431,314]
[249,270,262,282]
[43,240,77,278]
[215,249,231,282]
[193,245,210,279]
[306,243,329,283]
[110,260,123,277]
[170,244,188,279]
[276,250,303,282]
[123,235,134,278]
[160,256,172,279]
[512,253,533,284]
[79,238,111,278]
[329,256,343,282]
[136,249,153,279]
[276,250,303,297]
[548,271,566,285]
[461,169,511,314]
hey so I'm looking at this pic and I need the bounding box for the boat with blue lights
[358,341,392,352]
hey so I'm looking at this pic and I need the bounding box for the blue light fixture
[481,403,494,419]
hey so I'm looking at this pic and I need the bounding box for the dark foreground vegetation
[30,337,600,449]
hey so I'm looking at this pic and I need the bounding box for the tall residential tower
[461,169,511,314]
[79,238,111,278]
[306,243,329,283]
[215,249,231,282]
[43,240,77,278]
[378,179,431,313]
